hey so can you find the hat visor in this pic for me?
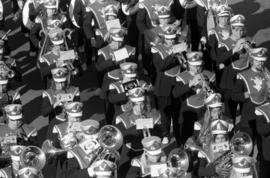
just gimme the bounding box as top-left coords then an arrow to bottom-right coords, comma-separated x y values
211,130 -> 227,135
208,103 -> 223,108
0,80 -> 8,84
165,34 -> 176,39
45,5 -> 58,8
95,171 -> 112,176
188,61 -> 203,66
8,114 -> 23,120
158,14 -> 170,19
105,13 -> 117,17
130,96 -> 145,103
112,36 -> 124,42
231,23 -> 245,27
52,39 -> 64,45
53,77 -> 67,82
146,148 -> 162,155
123,73 -> 137,78
218,13 -> 230,17
67,111 -> 82,118
251,56 -> 267,61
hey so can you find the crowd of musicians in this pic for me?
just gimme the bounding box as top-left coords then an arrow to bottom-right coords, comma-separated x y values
0,0 -> 269,177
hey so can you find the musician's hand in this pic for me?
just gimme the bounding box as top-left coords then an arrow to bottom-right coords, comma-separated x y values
56,60 -> 65,67
233,39 -> 246,54
244,91 -> 250,99
216,167 -> 230,177
189,75 -> 201,88
200,36 -> 207,45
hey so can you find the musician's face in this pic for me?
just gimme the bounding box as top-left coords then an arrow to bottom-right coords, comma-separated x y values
106,15 -> 117,21
231,26 -> 245,39
8,119 -> 22,130
55,81 -> 66,90
146,153 -> 161,163
215,134 -> 226,143
252,59 -> 264,71
0,84 -> 7,92
159,18 -> 170,26
165,38 -> 176,46
189,64 -> 202,75
46,8 -> 56,17
110,40 -> 123,50
133,101 -> 145,115
210,107 -> 222,119
218,16 -> 229,26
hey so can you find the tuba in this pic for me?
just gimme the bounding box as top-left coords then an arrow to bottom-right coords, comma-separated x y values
167,148 -> 189,176
85,125 -> 123,167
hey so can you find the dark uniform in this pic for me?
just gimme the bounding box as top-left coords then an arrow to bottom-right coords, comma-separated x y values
173,69 -> 215,144
116,108 -> 161,177
151,44 -> 181,142
255,102 -> 270,178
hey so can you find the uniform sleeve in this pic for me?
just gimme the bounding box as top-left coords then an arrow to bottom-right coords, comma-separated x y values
29,23 -> 42,49
231,78 -> 247,102
41,96 -> 53,117
197,157 -> 216,177
213,45 -> 239,65
172,80 -> 193,98
152,53 -> 178,72
136,8 -> 148,34
83,12 -> 95,40
108,88 -> 128,104
256,115 -> 270,137
95,54 -> 114,72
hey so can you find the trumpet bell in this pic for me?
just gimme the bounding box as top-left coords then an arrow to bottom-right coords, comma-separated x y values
167,148 -> 189,172
98,125 -> 123,151
20,146 -> 46,171
231,132 -> 253,156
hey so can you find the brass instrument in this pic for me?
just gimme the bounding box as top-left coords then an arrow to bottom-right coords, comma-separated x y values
167,148 -> 189,176
0,61 -> 15,79
198,73 -> 214,94
185,132 -> 253,177
85,125 -> 123,167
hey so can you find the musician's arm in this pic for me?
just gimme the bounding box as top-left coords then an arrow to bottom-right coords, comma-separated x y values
108,89 -> 128,104
152,53 -> 179,72
256,115 -> 270,137
214,45 -> 239,64
41,96 -> 54,117
196,5 -> 207,39
83,12 -> 95,40
172,80 -> 193,98
136,8 -> 148,34
95,55 -> 115,72
197,157 -> 216,177
231,78 -> 247,102
29,23 -> 42,49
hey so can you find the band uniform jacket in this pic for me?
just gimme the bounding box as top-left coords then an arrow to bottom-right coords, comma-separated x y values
233,69 -> 267,133
116,109 -> 161,151
82,0 -> 120,40
212,36 -> 250,90
151,44 -> 180,97
108,78 -> 149,117
96,45 -> 136,73
130,152 -> 167,178
255,102 -> 270,161
0,124 -> 37,146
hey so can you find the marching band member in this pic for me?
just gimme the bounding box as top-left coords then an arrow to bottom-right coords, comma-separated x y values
173,51 -> 216,145
151,26 -> 187,145
233,47 -> 268,138
96,27 -> 135,87
194,92 -> 233,146
208,5 -> 232,84
213,14 -> 252,121
115,87 -> 161,177
130,136 -> 167,177
83,0 -> 120,62
108,62 -> 149,119
94,4 -> 121,49
0,104 -> 37,164
255,102 -> 270,178
197,119 -> 232,178
41,67 -> 80,128
30,0 -> 68,51
136,0 -> 173,63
